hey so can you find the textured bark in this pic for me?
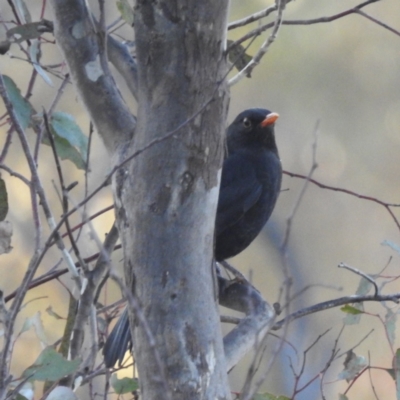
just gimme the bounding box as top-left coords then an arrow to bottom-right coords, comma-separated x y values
113,1 -> 231,399
52,0 -> 232,397
51,0 -> 136,153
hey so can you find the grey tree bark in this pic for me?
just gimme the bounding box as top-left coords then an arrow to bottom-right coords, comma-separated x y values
51,0 -> 232,399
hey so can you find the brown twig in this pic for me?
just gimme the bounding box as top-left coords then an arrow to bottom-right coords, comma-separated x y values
273,292 -> 400,330
283,171 -> 400,232
228,0 -> 286,86
228,0 -> 380,51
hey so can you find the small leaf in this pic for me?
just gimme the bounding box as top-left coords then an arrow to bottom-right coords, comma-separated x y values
338,350 -> 367,382
382,240 -> 400,255
394,348 -> 400,398
22,348 -> 80,382
0,221 -> 12,254
253,394 -> 290,400
17,382 -> 34,400
8,381 -> 34,400
0,178 -> 8,221
46,386 -> 78,400
343,302 -> 364,325
227,40 -> 253,76
341,305 -> 363,315
110,375 -> 139,395
46,306 -> 63,320
355,277 -> 373,296
7,21 -> 53,43
116,0 -> 134,26
385,309 -> 397,347
385,368 -> 396,380
0,40 -> 11,55
14,0 -> 31,23
48,112 -> 88,170
2,75 -> 34,129
338,395 -> 348,400
29,40 -> 53,86
20,312 -> 48,346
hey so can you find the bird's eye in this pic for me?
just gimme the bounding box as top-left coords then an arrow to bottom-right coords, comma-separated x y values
242,118 -> 252,128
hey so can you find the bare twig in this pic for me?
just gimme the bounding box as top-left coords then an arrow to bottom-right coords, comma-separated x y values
281,120 -> 320,252
283,171 -> 400,231
228,0 -> 286,86
338,262 -> 379,297
356,9 -> 400,37
111,274 -> 172,400
44,110 -> 88,272
228,0 -> 380,51
273,292 -> 400,330
228,4 -> 279,30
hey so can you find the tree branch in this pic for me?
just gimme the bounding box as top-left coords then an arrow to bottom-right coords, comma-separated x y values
228,0 -> 380,51
219,277 -> 275,371
273,292 -> 400,330
50,0 -> 136,154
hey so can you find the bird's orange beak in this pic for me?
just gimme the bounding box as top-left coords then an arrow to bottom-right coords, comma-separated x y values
261,112 -> 279,127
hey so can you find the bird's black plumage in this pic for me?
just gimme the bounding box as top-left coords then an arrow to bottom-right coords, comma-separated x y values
215,108 -> 282,260
103,108 -> 282,368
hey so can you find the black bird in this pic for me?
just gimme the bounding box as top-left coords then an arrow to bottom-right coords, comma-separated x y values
215,108 -> 281,261
103,108 -> 282,367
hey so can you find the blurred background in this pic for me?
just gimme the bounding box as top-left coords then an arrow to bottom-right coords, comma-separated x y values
0,0 -> 400,399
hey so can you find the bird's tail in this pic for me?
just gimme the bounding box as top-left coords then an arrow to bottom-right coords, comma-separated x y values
103,307 -> 132,368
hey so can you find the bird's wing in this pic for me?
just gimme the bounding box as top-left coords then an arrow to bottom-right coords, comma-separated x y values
215,154 -> 262,235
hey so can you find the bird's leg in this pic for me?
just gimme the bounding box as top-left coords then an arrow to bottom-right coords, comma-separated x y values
218,260 -> 247,283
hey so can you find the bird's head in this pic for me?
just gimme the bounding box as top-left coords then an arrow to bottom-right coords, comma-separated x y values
227,108 -> 279,153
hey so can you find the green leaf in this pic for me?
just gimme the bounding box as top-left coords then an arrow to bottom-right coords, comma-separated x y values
395,348 -> 400,399
382,240 -> 400,255
2,75 -> 34,129
20,312 -> 48,346
338,395 -> 348,400
22,348 -> 80,382
48,112 -> 88,170
0,178 -> 8,221
343,302 -> 364,325
116,0 -> 134,25
385,309 -> 397,347
227,40 -> 253,76
7,21 -> 53,43
385,368 -> 396,380
45,306 -> 63,320
110,375 -> 139,394
341,305 -> 364,315
14,0 -> 31,23
253,394 -> 290,400
355,277 -> 373,296
29,40 -> 53,86
338,350 -> 367,382
0,221 -> 13,254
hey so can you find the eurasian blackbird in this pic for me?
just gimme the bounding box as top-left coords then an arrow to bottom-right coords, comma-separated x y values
103,108 -> 282,367
215,108 -> 281,260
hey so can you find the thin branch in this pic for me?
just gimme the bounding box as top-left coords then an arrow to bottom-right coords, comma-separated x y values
273,292 -> 400,330
73,222 -> 117,358
283,171 -> 400,231
228,0 -> 286,86
356,9 -> 400,37
44,111 -> 88,272
107,35 -> 138,99
281,120 -> 319,251
0,165 -> 30,186
229,4 -> 280,30
111,274 -> 172,400
51,0 -> 136,153
338,262 -> 379,297
228,0 -> 380,51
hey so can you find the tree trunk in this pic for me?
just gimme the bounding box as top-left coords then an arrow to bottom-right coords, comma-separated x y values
113,1 -> 231,399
